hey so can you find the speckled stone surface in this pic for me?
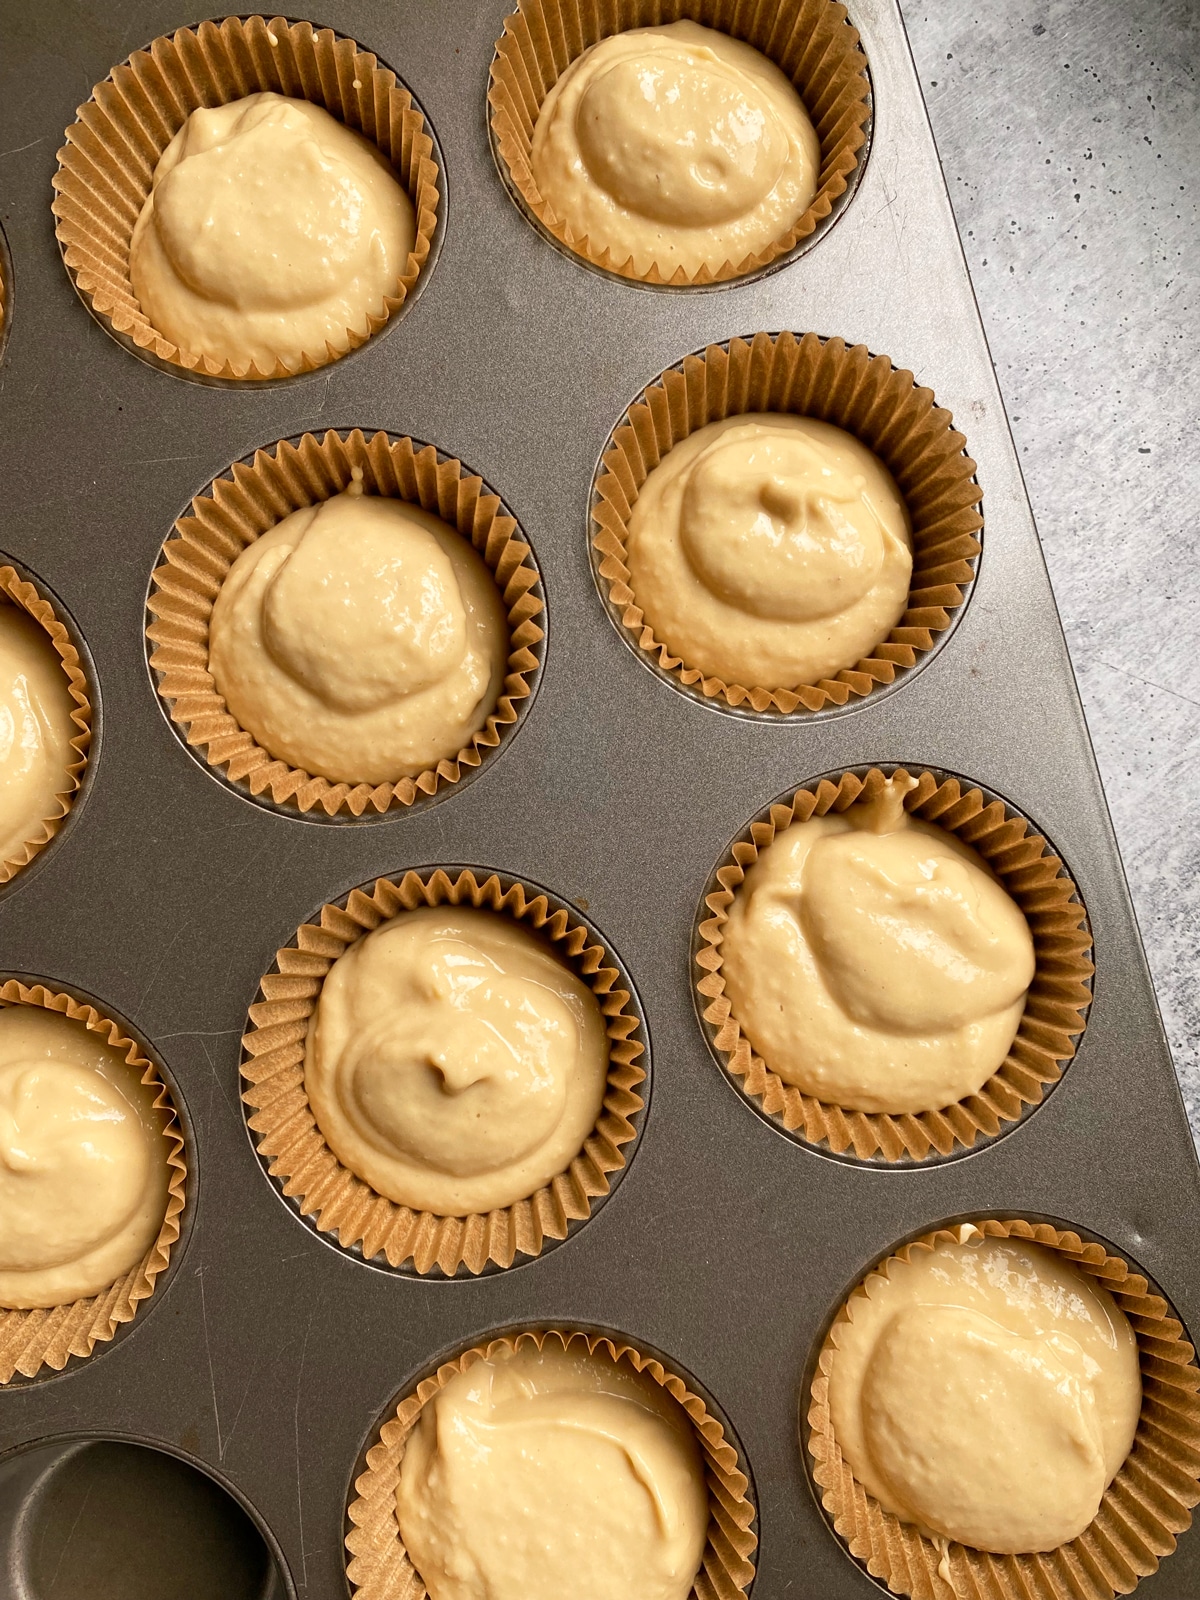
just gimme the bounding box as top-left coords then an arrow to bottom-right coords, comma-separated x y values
899,0 -> 1199,1142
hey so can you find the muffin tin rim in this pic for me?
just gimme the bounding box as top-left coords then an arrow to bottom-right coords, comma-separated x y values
0,1430 -> 297,1598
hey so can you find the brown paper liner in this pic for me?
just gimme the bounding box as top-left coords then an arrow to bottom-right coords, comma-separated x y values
489,0 -> 871,285
52,15 -> 441,381
594,332 -> 984,713
346,1326 -> 757,1599
808,1218 -> 1200,1600
241,870 -> 646,1275
0,982 -> 188,1384
146,430 -> 544,818
0,567 -> 93,885
695,767 -> 1093,1162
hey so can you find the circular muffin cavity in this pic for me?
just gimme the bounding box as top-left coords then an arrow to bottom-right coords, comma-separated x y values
807,1218 -> 1200,1599
147,430 -> 545,820
241,869 -> 647,1276
53,16 -> 441,383
592,333 -> 983,716
0,1437 -> 290,1599
0,561 -> 93,888
346,1327 -> 757,1600
489,0 -> 871,286
694,766 -> 1093,1163
0,980 -> 187,1384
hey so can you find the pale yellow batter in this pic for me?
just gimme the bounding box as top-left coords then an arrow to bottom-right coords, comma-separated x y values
0,1006 -> 171,1310
531,22 -> 819,277
721,778 -> 1035,1113
828,1232 -> 1142,1553
208,491 -> 508,786
397,1341 -> 709,1600
625,415 -> 912,689
0,603 -> 75,866
305,907 -> 609,1215
130,93 -> 415,370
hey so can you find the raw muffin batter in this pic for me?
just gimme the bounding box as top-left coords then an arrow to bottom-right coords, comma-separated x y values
0,1006 -> 171,1310
305,907 -> 609,1215
720,777 -> 1036,1112
625,415 -> 912,689
208,490 -> 508,785
531,22 -> 819,278
130,92 -> 414,370
397,1340 -> 709,1600
827,1231 -> 1142,1552
0,602 -> 75,865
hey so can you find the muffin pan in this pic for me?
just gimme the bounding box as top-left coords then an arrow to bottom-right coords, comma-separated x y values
1,2 -> 1198,1598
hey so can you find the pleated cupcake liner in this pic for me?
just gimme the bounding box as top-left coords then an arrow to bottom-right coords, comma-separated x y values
0,566 -> 93,885
808,1218 -> 1200,1600
241,869 -> 646,1276
695,766 -> 1093,1162
346,1326 -> 757,1600
0,981 -> 187,1384
592,331 -> 984,714
146,429 -> 545,818
53,14 -> 440,381
489,0 -> 871,284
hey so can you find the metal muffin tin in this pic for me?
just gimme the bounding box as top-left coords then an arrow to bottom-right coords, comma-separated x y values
1,1 -> 1197,1596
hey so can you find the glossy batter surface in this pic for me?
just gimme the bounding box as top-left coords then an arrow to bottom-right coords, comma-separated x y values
0,1007 -> 171,1310
828,1234 -> 1142,1552
305,907 -> 609,1215
397,1341 -> 709,1600
625,415 -> 912,689
721,778 -> 1035,1112
0,603 -> 74,865
208,492 -> 507,785
130,93 -> 415,369
531,22 -> 819,276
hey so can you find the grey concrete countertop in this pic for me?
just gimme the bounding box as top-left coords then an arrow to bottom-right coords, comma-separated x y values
900,0 -> 1198,1140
